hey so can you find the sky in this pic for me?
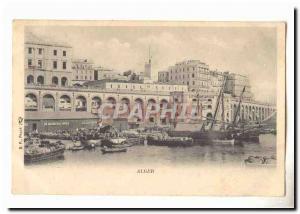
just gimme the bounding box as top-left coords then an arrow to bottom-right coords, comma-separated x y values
26,25 -> 277,103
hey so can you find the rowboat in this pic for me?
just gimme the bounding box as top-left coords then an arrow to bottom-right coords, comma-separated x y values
211,139 -> 235,145
244,155 -> 276,167
71,145 -> 85,151
112,143 -> 133,148
110,138 -> 127,144
101,147 -> 127,154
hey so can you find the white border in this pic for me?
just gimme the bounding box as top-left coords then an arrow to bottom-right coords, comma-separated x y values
0,0 -> 296,209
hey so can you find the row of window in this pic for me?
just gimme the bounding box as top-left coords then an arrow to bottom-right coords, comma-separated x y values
76,70 -> 93,75
182,81 -> 196,85
108,84 -> 184,91
76,75 -> 93,80
170,73 -> 210,81
170,67 -> 209,73
26,75 -> 68,86
27,59 -> 67,70
73,64 -> 93,70
28,47 -> 67,57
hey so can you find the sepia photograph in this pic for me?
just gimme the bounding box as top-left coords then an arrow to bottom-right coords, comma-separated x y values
12,20 -> 286,197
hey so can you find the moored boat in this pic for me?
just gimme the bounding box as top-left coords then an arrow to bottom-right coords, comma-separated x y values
24,138 -> 65,163
71,145 -> 85,151
211,138 -> 235,145
101,146 -> 127,154
244,155 -> 276,167
81,139 -> 102,148
147,132 -> 194,147
112,142 -> 134,148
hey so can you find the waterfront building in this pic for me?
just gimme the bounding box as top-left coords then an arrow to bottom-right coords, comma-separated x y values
25,33 -> 73,88
158,71 -> 169,83
123,70 -> 144,82
160,60 -> 211,93
208,69 -> 226,94
225,73 -> 253,100
24,81 -> 188,132
72,59 -> 94,84
24,35 -> 276,133
93,66 -> 128,81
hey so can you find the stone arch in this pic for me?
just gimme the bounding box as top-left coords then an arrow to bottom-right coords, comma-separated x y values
206,112 -> 213,119
106,96 -> 117,109
75,95 -> 87,111
27,75 -> 34,84
120,97 -> 130,107
92,96 -> 102,108
160,98 -> 169,108
133,98 -> 144,122
120,97 -> 130,104
134,98 -> 144,111
59,95 -> 71,111
192,98 -> 197,106
42,94 -> 55,112
147,98 -> 156,109
159,99 -> 169,124
91,96 -> 102,114
147,98 -> 157,122
25,93 -> 38,111
106,96 -> 116,104
120,97 -> 131,116
52,76 -> 59,85
37,75 -> 44,85
61,77 -> 68,87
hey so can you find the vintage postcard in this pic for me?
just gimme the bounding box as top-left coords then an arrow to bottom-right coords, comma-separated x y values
12,20 -> 286,196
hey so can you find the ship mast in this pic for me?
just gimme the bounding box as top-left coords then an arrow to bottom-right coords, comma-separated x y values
221,90 -> 225,130
209,76 -> 227,130
230,86 -> 246,129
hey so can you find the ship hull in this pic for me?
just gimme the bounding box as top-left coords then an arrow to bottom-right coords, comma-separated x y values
24,148 -> 65,163
168,130 -> 260,144
147,137 -> 193,147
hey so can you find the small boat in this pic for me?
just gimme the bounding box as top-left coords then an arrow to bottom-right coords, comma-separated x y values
244,155 -> 276,167
71,141 -> 85,151
112,142 -> 133,148
147,133 -> 194,147
81,139 -> 101,148
71,145 -> 85,151
24,139 -> 65,163
211,138 -> 235,145
110,138 -> 127,144
101,146 -> 127,154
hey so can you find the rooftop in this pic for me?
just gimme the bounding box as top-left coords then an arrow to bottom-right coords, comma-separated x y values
175,60 -> 208,66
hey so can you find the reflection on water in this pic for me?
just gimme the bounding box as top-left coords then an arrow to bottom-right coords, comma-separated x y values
25,134 -> 276,168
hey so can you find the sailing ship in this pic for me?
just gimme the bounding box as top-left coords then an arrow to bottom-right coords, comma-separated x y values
168,75 -> 261,144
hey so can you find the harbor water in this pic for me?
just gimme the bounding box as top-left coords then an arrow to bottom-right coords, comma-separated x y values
25,134 -> 276,168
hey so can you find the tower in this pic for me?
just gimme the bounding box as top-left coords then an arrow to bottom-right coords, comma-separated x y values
144,46 -> 152,79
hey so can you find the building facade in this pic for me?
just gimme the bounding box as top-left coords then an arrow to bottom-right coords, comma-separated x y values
93,66 -> 128,81
160,60 -> 211,93
24,35 -> 276,133
25,35 -> 73,88
225,73 -> 253,100
158,71 -> 169,83
72,59 -> 94,84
